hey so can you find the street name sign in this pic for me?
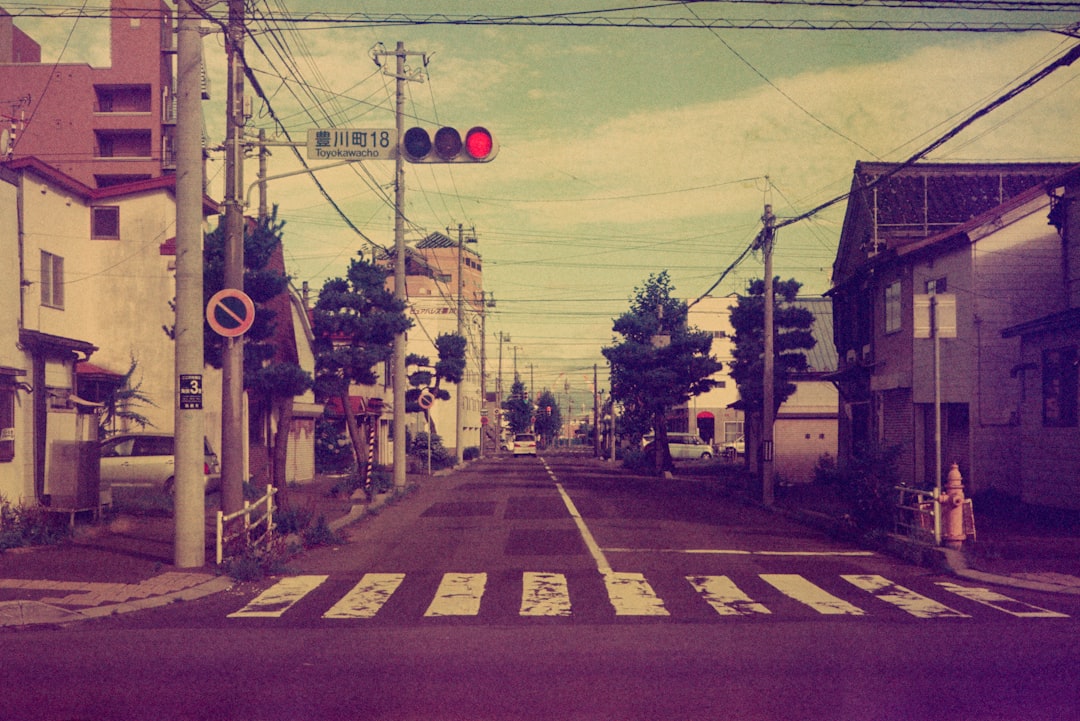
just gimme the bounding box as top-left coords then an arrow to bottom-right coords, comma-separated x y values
307,128 -> 398,160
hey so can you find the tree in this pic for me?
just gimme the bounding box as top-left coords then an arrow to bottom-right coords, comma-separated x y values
602,272 -> 723,474
728,277 -> 816,467
533,389 -> 562,447
97,357 -> 156,438
405,332 -> 467,437
191,209 -> 312,510
311,253 -> 412,495
503,379 -> 533,435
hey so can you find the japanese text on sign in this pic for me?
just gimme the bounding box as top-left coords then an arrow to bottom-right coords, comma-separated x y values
307,128 -> 397,160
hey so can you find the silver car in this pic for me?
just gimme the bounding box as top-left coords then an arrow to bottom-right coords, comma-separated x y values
100,433 -> 220,494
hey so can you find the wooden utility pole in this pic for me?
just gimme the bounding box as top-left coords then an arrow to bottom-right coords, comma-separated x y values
760,204 -> 776,506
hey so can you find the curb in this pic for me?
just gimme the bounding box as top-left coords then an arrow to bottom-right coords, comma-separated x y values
0,575 -> 234,628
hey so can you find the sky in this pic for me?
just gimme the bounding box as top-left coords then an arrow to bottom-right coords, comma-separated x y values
9,1 -> 1080,410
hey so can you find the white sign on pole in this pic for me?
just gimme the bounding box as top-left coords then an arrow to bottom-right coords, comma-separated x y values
307,128 -> 398,160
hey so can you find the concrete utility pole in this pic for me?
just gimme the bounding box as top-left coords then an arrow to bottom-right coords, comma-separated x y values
593,364 -> 600,458
479,292 -> 493,458
760,203 -> 776,506
454,223 -> 475,465
220,0 -> 246,517
173,0 -> 206,567
373,41 -> 426,490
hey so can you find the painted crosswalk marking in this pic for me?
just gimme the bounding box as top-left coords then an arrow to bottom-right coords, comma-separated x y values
604,572 -> 669,616
935,582 -> 1070,618
760,574 -> 865,615
687,575 -> 771,616
323,573 -> 406,619
229,572 -> 1070,621
520,572 -> 572,616
228,575 -> 328,618
424,573 -> 488,617
842,575 -> 969,618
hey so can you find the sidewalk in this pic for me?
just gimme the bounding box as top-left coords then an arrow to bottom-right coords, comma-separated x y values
1,458 -> 1077,628
0,474 -> 362,628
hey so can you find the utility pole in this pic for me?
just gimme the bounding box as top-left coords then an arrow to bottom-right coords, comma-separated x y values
760,203 -> 776,506
373,41 -> 426,490
454,223 -> 476,465
479,292 -> 494,458
220,0 -> 246,517
173,0 -> 206,567
593,363 -> 600,458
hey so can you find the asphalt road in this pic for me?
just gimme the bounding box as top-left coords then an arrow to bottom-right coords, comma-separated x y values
3,454 -> 1077,721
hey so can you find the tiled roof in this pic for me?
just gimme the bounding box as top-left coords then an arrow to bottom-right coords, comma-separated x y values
852,161 -> 1074,243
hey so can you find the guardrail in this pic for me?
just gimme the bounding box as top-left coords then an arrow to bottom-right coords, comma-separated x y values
216,485 -> 277,565
895,485 -> 939,545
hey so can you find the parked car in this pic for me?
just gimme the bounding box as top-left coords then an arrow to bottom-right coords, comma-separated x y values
99,433 -> 220,494
723,435 -> 746,458
642,433 -> 714,461
512,433 -> 537,456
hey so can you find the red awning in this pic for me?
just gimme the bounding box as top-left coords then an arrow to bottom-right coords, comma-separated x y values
696,410 -> 715,419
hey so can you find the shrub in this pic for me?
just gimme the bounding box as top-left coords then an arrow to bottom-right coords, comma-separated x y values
409,431 -> 454,470
302,515 -> 345,548
0,498 -> 70,550
463,446 -> 480,461
833,442 -> 903,533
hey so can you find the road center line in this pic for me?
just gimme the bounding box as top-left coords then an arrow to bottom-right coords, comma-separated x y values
546,461 -> 612,574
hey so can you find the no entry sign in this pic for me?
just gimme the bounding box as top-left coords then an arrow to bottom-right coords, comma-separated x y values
206,288 -> 255,337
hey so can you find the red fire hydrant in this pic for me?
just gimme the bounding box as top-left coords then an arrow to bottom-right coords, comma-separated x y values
939,463 -> 966,550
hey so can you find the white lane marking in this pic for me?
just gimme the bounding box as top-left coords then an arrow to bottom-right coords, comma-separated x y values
935,582 -> 1070,618
228,575 -> 328,618
424,573 -> 488,617
604,572 -> 670,616
842,575 -> 969,618
520,572 -> 572,617
687,575 -> 772,616
323,573 -> 406,619
547,460 -> 612,575
760,574 -> 865,615
604,548 -> 874,557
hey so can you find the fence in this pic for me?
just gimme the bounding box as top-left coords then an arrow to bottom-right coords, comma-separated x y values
895,486 -> 939,545
894,485 -> 976,546
215,485 -> 277,565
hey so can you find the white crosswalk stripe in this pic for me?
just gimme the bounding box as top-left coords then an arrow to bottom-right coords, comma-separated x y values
760,574 -> 865,615
842,574 -> 969,618
228,575 -> 328,618
324,573 -> 406,619
521,572 -> 572,616
228,572 -> 1071,622
425,572 -> 488,617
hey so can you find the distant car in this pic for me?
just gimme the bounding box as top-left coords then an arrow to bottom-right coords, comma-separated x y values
512,433 -> 537,456
100,433 -> 220,494
724,435 -> 746,458
643,433 -> 713,461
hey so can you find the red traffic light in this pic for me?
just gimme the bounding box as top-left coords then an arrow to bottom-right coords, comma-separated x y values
400,126 -> 498,163
465,127 -> 494,160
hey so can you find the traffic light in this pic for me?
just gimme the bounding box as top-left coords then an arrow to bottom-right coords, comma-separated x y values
400,126 -> 498,163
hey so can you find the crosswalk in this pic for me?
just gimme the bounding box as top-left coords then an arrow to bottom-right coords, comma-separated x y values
227,571 -> 1070,622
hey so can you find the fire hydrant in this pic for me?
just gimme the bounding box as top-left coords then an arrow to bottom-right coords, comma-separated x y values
938,463 -> 966,550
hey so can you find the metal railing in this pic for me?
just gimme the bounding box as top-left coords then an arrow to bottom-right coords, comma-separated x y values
215,485 -> 277,565
895,485 -> 939,545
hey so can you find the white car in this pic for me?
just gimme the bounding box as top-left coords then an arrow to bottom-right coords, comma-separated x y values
512,433 -> 537,456
100,433 -> 220,494
643,433 -> 714,460
724,435 -> 746,457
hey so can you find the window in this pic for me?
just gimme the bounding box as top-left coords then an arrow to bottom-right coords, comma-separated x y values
92,206 -> 120,239
884,280 -> 902,334
0,384 -> 14,462
40,251 -> 64,308
926,277 -> 947,295
1042,346 -> 1078,427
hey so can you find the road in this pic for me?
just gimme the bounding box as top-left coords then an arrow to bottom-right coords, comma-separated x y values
2,454 -> 1077,721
